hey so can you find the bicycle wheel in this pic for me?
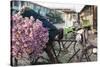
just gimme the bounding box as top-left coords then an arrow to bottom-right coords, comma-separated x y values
84,45 -> 97,61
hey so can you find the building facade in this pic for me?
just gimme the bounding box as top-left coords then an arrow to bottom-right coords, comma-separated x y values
79,5 -> 97,32
11,1 -> 51,16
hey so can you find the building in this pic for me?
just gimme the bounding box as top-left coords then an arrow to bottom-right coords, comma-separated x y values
11,1 -> 51,16
79,5 -> 97,32
11,1 -> 64,24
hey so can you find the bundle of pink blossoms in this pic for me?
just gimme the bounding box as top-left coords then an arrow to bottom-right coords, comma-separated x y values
11,13 -> 49,59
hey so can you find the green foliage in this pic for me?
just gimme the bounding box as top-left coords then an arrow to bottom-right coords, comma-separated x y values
82,19 -> 91,27
64,27 -> 73,35
64,27 -> 74,39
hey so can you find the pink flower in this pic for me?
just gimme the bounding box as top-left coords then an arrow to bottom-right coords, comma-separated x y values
11,14 -> 49,59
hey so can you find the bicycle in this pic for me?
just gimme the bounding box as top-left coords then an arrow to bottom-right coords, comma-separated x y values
72,27 -> 97,62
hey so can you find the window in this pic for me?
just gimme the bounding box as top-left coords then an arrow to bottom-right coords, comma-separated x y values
14,1 -> 19,7
21,1 -> 25,7
40,7 -> 45,16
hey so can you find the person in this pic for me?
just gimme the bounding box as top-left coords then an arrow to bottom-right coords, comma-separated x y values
17,6 -> 60,63
20,6 -> 59,40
